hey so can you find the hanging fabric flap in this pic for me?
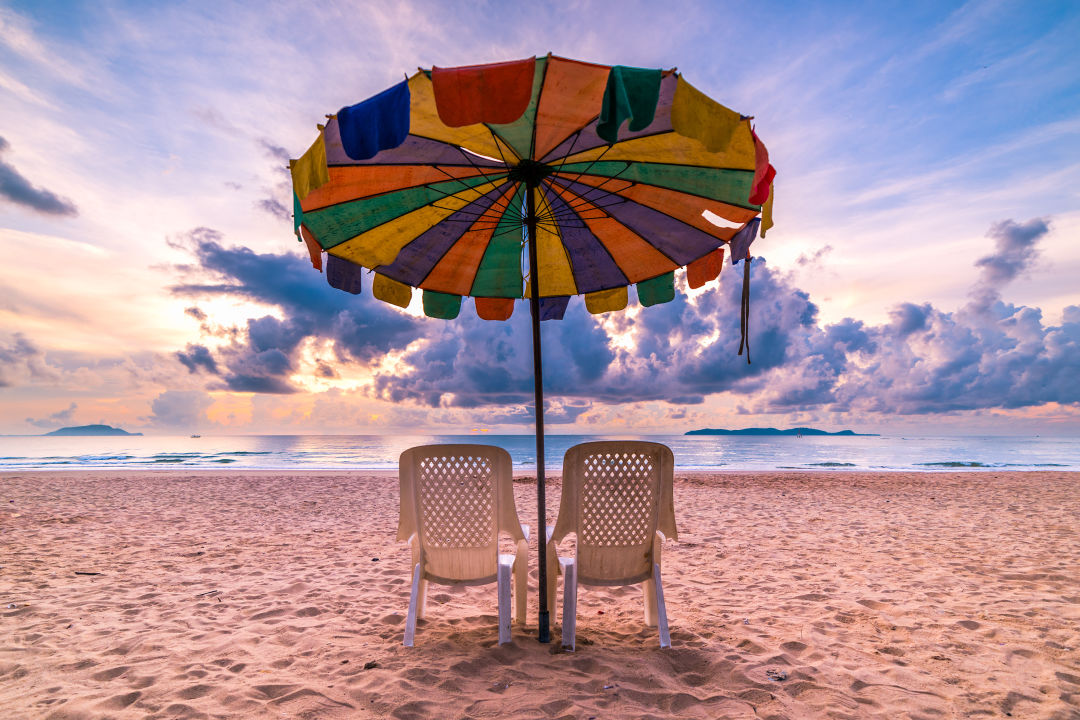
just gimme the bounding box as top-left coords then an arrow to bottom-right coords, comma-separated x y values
300,226 -> 323,272
686,247 -> 724,289
422,290 -> 462,319
585,286 -> 628,314
373,273 -> 412,308
637,271 -> 675,307
761,185 -> 775,237
326,255 -> 363,294
292,192 -> 304,237
336,79 -> 411,161
597,65 -> 662,144
730,218 -> 760,265
539,296 -> 570,321
290,130 -> 329,201
475,296 -> 514,321
431,58 -> 536,127
671,77 -> 742,152
749,129 -> 776,205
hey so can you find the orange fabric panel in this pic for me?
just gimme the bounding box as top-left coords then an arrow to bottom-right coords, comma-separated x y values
548,184 -> 678,283
300,165 -> 490,212
533,56 -> 611,160
432,58 -> 536,127
420,184 -> 518,296
475,297 -> 515,320
567,174 -> 757,241
686,247 -> 724,289
300,226 -> 322,271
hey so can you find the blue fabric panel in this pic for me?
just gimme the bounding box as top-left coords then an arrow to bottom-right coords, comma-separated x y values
729,218 -> 761,264
539,296 -> 570,321
337,80 -> 411,161
326,255 -> 364,294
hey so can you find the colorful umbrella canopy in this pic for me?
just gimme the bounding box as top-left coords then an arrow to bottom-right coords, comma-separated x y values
290,54 -> 776,641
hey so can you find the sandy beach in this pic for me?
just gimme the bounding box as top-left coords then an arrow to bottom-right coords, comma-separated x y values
2,470 -> 1079,719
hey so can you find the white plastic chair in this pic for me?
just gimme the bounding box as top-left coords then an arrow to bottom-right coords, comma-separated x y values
397,444 -> 529,646
545,441 -> 677,650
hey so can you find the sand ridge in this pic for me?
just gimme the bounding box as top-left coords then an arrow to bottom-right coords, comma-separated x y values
2,470 -> 1079,719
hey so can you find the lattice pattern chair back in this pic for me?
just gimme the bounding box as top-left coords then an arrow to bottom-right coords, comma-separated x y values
555,441 -> 677,586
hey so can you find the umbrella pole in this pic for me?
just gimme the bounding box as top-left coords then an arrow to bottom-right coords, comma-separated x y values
525,178 -> 551,643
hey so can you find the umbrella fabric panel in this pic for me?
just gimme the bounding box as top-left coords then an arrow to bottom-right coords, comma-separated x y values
531,56 -> 612,162
299,165 -> 499,213
430,58 -> 537,128
470,183 -> 526,298
554,161 -> 756,209
481,57 -> 548,160
408,72 -> 518,162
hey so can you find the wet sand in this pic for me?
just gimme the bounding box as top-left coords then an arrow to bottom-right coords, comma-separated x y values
2,470 -> 1079,719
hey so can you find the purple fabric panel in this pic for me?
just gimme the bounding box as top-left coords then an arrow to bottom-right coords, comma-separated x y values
324,118 -> 503,168
729,218 -> 760,264
539,296 -> 570,320
326,254 -> 364,295
539,73 -> 677,164
553,178 -> 724,266
541,184 -> 628,293
375,181 -> 512,287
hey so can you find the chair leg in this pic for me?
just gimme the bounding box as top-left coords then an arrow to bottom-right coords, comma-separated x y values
561,557 -> 577,651
653,563 -> 670,648
416,578 -> 428,620
513,542 -> 528,625
404,563 -> 422,647
497,560 -> 512,645
644,577 -> 658,627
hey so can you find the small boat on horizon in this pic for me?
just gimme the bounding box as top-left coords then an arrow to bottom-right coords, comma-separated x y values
190,434 -> 201,438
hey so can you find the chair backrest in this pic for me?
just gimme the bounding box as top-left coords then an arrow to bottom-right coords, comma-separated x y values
555,441 -> 677,586
397,444 -> 522,585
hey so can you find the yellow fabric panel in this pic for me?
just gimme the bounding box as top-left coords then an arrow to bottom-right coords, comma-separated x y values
585,287 -> 628,314
290,130 -> 329,201
408,72 -> 518,162
526,189 -> 577,297
331,181 -> 501,269
671,77 -> 742,153
534,56 -> 611,160
373,273 -> 412,308
558,121 -> 756,170
761,184 -> 775,237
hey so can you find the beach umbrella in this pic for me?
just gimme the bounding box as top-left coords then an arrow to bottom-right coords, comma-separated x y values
290,54 -> 776,642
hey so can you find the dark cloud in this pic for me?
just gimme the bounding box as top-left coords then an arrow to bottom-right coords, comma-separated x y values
970,217 -> 1049,311
185,306 -> 207,321
25,402 -> 78,430
171,218 -> 1078,420
177,343 -> 219,374
0,137 -> 78,216
257,197 -> 290,220
0,332 -> 49,386
170,228 -> 420,394
259,139 -> 291,162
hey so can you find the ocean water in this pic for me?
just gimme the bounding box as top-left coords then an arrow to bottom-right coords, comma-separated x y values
0,433 -> 1078,472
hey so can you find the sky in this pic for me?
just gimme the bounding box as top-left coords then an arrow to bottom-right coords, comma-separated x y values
1,0 -> 1078,437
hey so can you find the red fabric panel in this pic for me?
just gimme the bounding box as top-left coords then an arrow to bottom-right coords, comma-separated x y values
300,226 -> 323,272
475,297 -> 515,321
686,247 -> 724,289
432,58 -> 536,127
749,129 -> 775,205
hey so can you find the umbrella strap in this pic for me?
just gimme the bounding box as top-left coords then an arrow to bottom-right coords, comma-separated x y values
738,254 -> 751,364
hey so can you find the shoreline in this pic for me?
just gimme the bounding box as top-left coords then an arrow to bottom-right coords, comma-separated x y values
3,470 -> 1079,718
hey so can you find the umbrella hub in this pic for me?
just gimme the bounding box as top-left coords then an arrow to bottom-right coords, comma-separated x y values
509,159 -> 554,187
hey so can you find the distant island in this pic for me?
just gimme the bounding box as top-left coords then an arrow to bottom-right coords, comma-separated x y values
686,427 -> 877,436
44,424 -> 143,437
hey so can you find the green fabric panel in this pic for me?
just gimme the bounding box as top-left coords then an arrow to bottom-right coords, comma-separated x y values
301,173 -> 507,249
597,66 -> 662,144
489,57 -> 547,160
293,193 -> 303,236
637,271 -> 675,307
471,183 -> 525,298
558,161 -> 757,209
422,290 -> 462,319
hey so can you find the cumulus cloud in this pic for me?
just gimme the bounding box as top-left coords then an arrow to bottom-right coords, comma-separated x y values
25,402 -> 78,430
0,136 -> 78,216
172,218 -> 1078,421
148,390 -> 214,428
